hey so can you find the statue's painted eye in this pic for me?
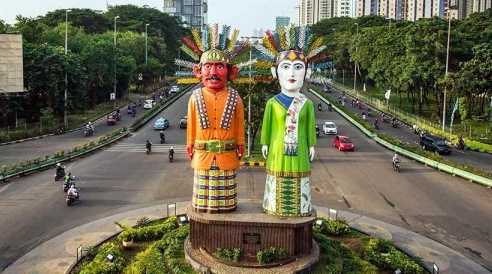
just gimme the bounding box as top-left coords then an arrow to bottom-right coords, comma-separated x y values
294,64 -> 305,70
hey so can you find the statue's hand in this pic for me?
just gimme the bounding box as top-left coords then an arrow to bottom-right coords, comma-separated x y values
186,144 -> 194,160
309,146 -> 315,162
261,145 -> 269,159
237,144 -> 245,159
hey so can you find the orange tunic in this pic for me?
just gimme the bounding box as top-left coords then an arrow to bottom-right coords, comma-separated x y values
187,86 -> 245,170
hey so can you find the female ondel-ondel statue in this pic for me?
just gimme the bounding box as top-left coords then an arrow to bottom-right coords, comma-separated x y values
175,24 -> 254,214
256,27 -> 327,217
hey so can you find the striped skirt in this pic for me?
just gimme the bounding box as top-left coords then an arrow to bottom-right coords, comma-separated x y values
192,166 -> 237,213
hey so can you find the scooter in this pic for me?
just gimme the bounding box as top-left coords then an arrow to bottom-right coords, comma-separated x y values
146,146 -> 151,155
84,128 -> 94,137
169,151 -> 174,162
54,169 -> 65,182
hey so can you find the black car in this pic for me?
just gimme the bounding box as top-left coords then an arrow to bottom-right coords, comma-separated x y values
420,135 -> 451,155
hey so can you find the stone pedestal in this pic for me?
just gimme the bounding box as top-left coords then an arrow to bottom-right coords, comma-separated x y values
185,201 -> 319,272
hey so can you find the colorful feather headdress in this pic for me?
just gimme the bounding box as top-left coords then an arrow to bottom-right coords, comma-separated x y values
175,24 -> 253,77
255,26 -> 327,66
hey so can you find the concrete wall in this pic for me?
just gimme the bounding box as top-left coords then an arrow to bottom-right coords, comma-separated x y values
0,34 -> 24,93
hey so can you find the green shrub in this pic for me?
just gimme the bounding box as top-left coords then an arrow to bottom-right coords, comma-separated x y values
79,242 -> 126,274
117,217 -> 177,243
136,216 -> 151,227
362,238 -> 424,274
155,224 -> 194,273
256,247 -> 288,265
214,248 -> 242,262
123,244 -> 166,274
314,217 -> 351,236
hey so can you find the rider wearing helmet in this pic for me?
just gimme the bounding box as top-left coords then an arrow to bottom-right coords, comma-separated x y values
392,153 -> 400,166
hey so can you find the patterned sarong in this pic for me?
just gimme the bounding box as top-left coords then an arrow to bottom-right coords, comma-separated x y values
192,165 -> 237,213
262,174 -> 312,217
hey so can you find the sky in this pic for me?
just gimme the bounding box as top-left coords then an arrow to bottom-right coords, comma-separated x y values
0,0 -> 298,36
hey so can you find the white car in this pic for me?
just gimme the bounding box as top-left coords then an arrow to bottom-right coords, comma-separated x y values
323,121 -> 337,135
169,85 -> 180,95
143,99 -> 155,109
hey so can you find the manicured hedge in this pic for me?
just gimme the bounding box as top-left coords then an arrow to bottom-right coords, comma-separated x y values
79,242 -> 126,274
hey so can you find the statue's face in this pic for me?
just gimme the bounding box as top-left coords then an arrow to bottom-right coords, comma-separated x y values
277,60 -> 306,93
196,62 -> 228,90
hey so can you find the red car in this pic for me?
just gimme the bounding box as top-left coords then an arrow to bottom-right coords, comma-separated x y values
106,114 -> 117,126
333,135 -> 355,151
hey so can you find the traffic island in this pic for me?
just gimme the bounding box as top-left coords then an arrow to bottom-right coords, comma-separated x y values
4,201 -> 489,274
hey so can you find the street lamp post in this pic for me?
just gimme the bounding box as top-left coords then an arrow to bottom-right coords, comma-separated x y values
64,9 -> 71,129
145,23 -> 150,65
353,23 -> 359,97
113,16 -> 120,109
442,3 -> 452,131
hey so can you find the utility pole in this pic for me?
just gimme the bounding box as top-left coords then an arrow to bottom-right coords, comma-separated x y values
64,9 -> 71,129
113,16 -> 120,109
442,2 -> 451,131
353,23 -> 358,97
145,23 -> 150,65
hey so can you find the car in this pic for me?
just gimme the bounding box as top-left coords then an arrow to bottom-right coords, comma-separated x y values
420,134 -> 451,155
106,114 -> 117,126
179,116 -> 187,129
169,85 -> 180,95
322,121 -> 338,135
153,117 -> 169,130
143,99 -> 155,109
333,135 -> 355,151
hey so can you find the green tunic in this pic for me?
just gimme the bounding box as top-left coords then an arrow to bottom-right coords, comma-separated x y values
260,96 -> 317,177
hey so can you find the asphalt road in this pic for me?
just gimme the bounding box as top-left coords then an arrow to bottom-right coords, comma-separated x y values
0,102 -> 145,166
0,88 -> 491,272
318,84 -> 492,173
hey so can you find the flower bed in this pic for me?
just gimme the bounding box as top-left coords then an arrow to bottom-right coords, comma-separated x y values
72,216 -> 426,274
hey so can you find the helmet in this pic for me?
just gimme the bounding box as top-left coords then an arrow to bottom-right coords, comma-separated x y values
88,121 -> 92,125
170,146 -> 174,150
57,163 -> 61,167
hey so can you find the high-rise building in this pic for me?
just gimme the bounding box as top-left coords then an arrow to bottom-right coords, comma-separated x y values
163,0 -> 208,30
356,0 -> 379,16
337,0 -> 357,17
299,0 -> 339,25
276,16 -> 291,30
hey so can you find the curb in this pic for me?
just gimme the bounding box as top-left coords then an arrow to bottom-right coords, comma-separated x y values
3,201 -> 488,274
0,130 -> 129,183
309,88 -> 492,188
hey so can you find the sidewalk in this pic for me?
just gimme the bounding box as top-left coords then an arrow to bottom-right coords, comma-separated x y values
3,200 -> 488,274
315,83 -> 492,173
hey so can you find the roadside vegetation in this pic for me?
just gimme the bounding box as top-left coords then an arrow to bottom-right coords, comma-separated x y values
311,11 -> 492,146
0,5 -> 185,141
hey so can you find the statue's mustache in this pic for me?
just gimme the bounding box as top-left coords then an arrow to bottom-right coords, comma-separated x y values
206,75 -> 221,81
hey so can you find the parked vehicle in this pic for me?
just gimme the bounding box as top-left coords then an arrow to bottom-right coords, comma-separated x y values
179,116 -> 187,129
420,135 -> 451,155
153,117 -> 170,130
169,85 -> 180,95
333,135 -> 355,151
322,121 -> 338,135
106,114 -> 117,126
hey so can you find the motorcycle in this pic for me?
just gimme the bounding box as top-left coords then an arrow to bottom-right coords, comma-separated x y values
169,151 -> 174,162
146,146 -> 151,155
66,191 -> 80,206
84,128 -> 94,137
393,161 -> 401,172
54,169 -> 65,182
63,176 -> 76,192
160,134 -> 166,144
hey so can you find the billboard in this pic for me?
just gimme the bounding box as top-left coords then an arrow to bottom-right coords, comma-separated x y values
0,34 -> 24,93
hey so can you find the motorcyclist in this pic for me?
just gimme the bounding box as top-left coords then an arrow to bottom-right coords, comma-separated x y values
146,140 -> 152,153
458,136 -> 465,150
169,146 -> 175,162
56,163 -> 65,179
64,172 -> 72,184
318,102 -> 322,111
85,122 -> 94,135
160,131 -> 166,144
67,184 -> 79,199
392,153 -> 400,167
